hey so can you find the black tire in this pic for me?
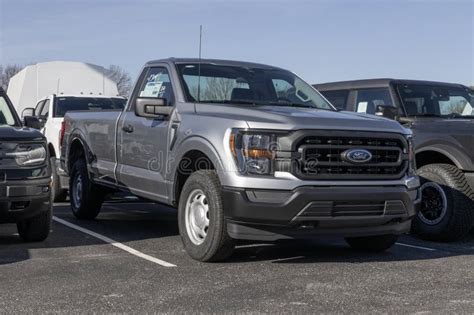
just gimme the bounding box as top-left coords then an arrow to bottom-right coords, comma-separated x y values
17,205 -> 52,242
178,170 -> 235,262
412,164 -> 474,242
345,234 -> 398,252
51,157 -> 68,202
70,158 -> 104,220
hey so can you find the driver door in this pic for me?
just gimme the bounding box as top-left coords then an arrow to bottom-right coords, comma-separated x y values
116,65 -> 175,202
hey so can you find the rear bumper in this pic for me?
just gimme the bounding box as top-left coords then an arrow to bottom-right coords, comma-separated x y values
0,177 -> 52,223
222,185 -> 420,241
55,159 -> 69,190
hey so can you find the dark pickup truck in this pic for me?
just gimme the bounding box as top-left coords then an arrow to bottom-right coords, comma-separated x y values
315,79 -> 474,241
0,88 -> 52,242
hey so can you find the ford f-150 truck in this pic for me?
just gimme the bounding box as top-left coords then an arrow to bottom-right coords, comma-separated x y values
0,88 -> 52,242
315,79 -> 474,241
61,58 -> 420,261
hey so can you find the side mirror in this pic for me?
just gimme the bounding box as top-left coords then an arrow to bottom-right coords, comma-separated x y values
375,105 -> 398,120
21,107 -> 35,119
135,97 -> 172,118
24,116 -> 43,129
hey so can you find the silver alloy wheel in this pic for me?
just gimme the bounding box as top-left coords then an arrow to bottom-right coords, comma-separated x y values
418,181 -> 448,225
72,174 -> 83,209
185,189 -> 210,245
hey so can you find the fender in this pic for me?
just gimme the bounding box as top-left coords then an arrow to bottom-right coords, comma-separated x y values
66,128 -> 95,173
167,135 -> 227,202
416,144 -> 474,171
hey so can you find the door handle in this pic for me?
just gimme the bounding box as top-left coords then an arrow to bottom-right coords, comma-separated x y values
122,124 -> 134,133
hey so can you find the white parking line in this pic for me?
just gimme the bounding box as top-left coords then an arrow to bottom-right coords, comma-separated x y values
53,216 -> 176,267
396,242 -> 437,251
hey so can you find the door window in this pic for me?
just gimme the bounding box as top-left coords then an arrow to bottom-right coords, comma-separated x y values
320,90 -> 349,110
355,88 -> 393,114
40,99 -> 50,117
138,67 -> 175,105
35,100 -> 45,116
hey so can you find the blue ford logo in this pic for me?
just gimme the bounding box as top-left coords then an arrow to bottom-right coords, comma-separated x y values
342,149 -> 372,164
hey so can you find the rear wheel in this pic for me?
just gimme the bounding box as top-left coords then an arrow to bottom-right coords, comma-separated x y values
178,170 -> 235,262
70,159 -> 104,220
345,234 -> 398,252
17,204 -> 52,242
51,157 -> 68,202
411,164 -> 474,241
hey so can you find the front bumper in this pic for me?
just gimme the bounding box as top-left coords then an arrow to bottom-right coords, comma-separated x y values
0,177 -> 52,223
222,185 -> 420,241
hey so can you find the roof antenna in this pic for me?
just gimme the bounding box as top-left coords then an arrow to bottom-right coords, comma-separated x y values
197,25 -> 203,103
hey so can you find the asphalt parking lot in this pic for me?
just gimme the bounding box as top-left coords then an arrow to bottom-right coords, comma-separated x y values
0,201 -> 473,313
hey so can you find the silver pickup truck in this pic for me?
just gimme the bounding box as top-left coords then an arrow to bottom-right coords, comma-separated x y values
61,58 -> 420,262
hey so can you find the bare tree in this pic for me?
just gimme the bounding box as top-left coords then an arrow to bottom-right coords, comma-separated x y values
0,64 -> 23,91
105,65 -> 133,97
202,77 -> 235,101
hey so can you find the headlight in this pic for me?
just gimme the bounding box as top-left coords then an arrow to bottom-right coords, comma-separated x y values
230,130 -> 278,175
405,135 -> 416,175
6,144 -> 47,166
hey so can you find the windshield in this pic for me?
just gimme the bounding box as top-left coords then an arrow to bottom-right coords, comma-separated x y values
177,63 -> 335,110
54,97 -> 126,117
397,84 -> 474,118
0,95 -> 18,126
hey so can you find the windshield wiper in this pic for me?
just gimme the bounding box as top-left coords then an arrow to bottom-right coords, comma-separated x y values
271,102 -> 315,109
411,114 -> 443,117
442,112 -> 474,119
199,100 -> 263,106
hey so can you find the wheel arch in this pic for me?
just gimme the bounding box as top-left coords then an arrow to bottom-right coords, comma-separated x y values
415,146 -> 472,171
170,137 -> 226,206
67,133 -> 92,173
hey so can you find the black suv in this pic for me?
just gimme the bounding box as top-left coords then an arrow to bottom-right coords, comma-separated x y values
315,79 -> 474,241
0,88 -> 52,241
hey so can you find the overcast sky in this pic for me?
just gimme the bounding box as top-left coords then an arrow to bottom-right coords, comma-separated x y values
0,0 -> 473,85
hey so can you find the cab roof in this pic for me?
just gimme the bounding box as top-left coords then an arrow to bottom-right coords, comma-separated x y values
145,58 -> 285,71
314,78 -> 468,91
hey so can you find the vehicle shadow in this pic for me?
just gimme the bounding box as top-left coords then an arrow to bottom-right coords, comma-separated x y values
1,201 -> 473,266
227,234 -> 474,264
0,201 -> 179,266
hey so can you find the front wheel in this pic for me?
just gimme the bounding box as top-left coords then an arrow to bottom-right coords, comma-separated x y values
345,234 -> 398,252
17,205 -> 52,242
178,170 -> 235,262
70,159 -> 104,220
411,164 -> 474,241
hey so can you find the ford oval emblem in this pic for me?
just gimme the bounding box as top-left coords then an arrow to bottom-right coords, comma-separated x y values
342,149 -> 373,164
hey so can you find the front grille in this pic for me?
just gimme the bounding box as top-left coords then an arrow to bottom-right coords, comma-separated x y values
295,135 -> 408,180
292,200 -> 407,221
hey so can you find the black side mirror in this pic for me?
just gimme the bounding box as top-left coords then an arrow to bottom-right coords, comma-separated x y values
24,116 -> 43,129
135,97 -> 172,118
375,105 -> 398,120
21,107 -> 35,119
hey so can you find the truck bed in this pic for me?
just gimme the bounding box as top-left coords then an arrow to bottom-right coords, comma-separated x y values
64,110 -> 122,184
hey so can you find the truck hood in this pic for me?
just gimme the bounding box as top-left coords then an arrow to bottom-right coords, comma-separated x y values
0,125 -> 45,141
195,104 -> 410,134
